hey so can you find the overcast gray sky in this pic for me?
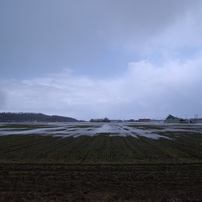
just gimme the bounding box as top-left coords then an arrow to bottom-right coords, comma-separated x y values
1,0 -> 202,120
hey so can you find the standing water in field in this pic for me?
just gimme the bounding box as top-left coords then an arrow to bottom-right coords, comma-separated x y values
1,122 -> 201,139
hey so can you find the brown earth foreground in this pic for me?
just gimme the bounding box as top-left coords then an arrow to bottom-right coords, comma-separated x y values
0,163 -> 202,201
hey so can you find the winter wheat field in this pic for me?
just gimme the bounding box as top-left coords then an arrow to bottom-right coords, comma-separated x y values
0,122 -> 202,201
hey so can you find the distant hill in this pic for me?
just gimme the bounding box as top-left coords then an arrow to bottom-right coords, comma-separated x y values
0,112 -> 78,122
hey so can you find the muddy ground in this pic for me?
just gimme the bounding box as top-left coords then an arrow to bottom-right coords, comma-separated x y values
0,163 -> 202,201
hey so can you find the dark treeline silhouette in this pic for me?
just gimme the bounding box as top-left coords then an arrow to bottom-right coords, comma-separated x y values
89,117 -> 110,122
0,112 -> 78,122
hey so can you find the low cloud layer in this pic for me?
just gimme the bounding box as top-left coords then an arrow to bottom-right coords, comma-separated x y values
1,57 -> 202,120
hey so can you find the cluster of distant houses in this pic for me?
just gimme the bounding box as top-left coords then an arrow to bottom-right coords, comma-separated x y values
89,114 -> 202,124
137,114 -> 202,124
91,115 -> 202,124
123,114 -> 202,124
164,114 -> 202,124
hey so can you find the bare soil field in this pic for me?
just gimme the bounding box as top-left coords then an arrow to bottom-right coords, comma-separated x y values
1,163 -> 202,201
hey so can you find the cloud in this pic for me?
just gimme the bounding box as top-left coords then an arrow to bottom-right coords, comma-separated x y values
1,56 -> 202,120
1,0 -> 202,79
123,59 -> 202,117
0,88 -> 6,110
148,4 -> 202,61
1,0 -> 202,119
95,0 -> 202,50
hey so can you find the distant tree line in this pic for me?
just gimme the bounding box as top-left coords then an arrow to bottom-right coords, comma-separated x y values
0,112 -> 78,122
89,117 -> 110,122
